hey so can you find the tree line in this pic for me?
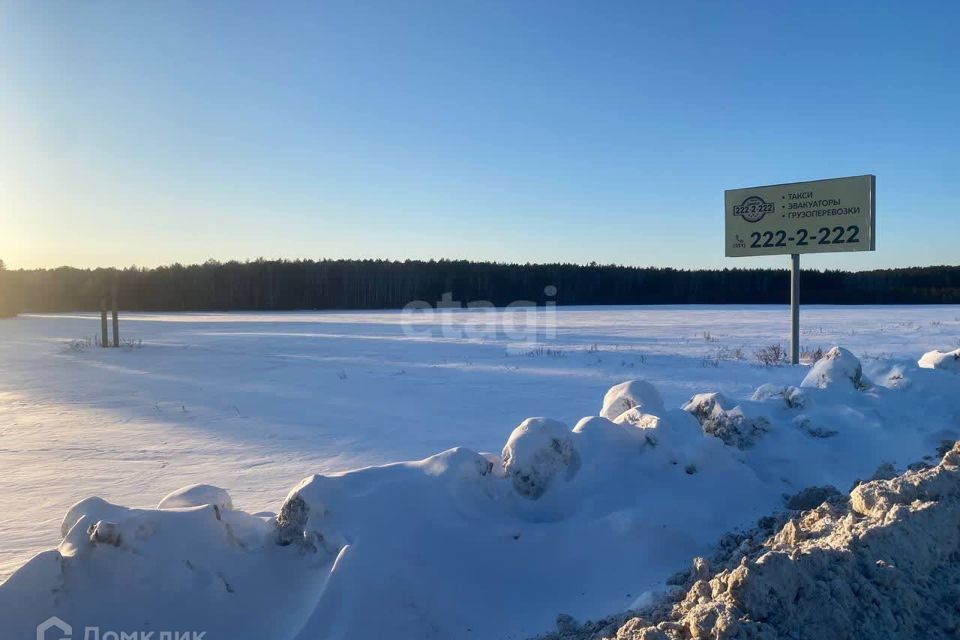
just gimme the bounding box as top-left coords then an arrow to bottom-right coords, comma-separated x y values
1,258 -> 959,315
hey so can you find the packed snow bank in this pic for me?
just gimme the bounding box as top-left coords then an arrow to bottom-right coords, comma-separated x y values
4,495 -> 328,640
2,345 -> 959,640
543,440 -> 960,640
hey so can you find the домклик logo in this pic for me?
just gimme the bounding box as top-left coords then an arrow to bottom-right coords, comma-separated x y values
36,616 -> 72,640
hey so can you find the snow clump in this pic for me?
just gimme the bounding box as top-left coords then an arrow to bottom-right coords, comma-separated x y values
157,484 -> 234,511
918,348 -> 960,373
502,418 -> 581,499
751,383 -> 807,409
682,392 -> 770,449
600,379 -> 665,421
800,346 -> 868,390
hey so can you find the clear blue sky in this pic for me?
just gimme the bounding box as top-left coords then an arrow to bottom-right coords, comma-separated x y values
1,0 -> 957,270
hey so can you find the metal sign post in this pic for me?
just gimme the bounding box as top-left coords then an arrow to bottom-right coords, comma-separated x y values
790,253 -> 799,364
100,297 -> 109,348
112,290 -> 120,347
99,287 -> 121,348
724,175 -> 876,364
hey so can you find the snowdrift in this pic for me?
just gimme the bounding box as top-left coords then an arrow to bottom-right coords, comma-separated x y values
1,346 -> 958,640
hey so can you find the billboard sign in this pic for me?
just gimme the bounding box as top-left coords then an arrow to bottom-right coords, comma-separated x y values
725,175 -> 875,257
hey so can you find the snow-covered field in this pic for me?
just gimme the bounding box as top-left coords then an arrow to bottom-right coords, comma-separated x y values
0,305 -> 958,639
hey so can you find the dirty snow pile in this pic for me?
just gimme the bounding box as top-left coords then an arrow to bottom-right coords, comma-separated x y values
2,346 -> 959,640
542,439 -> 960,640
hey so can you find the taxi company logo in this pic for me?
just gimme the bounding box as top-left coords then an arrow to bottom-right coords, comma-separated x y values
732,196 -> 774,223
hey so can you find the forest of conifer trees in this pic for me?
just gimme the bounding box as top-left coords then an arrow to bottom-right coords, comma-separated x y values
1,259 -> 958,316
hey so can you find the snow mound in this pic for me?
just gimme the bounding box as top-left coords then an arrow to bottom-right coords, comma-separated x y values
158,484 -> 234,511
882,365 -> 910,389
600,380 -> 665,421
60,496 -> 131,537
918,348 -> 960,373
553,441 -> 960,640
750,383 -> 785,402
682,392 -> 770,449
801,346 -> 868,390
612,407 -> 661,429
0,493 -> 305,640
572,409 -> 705,474
751,384 -> 806,409
503,418 -> 581,499
572,415 -> 648,448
